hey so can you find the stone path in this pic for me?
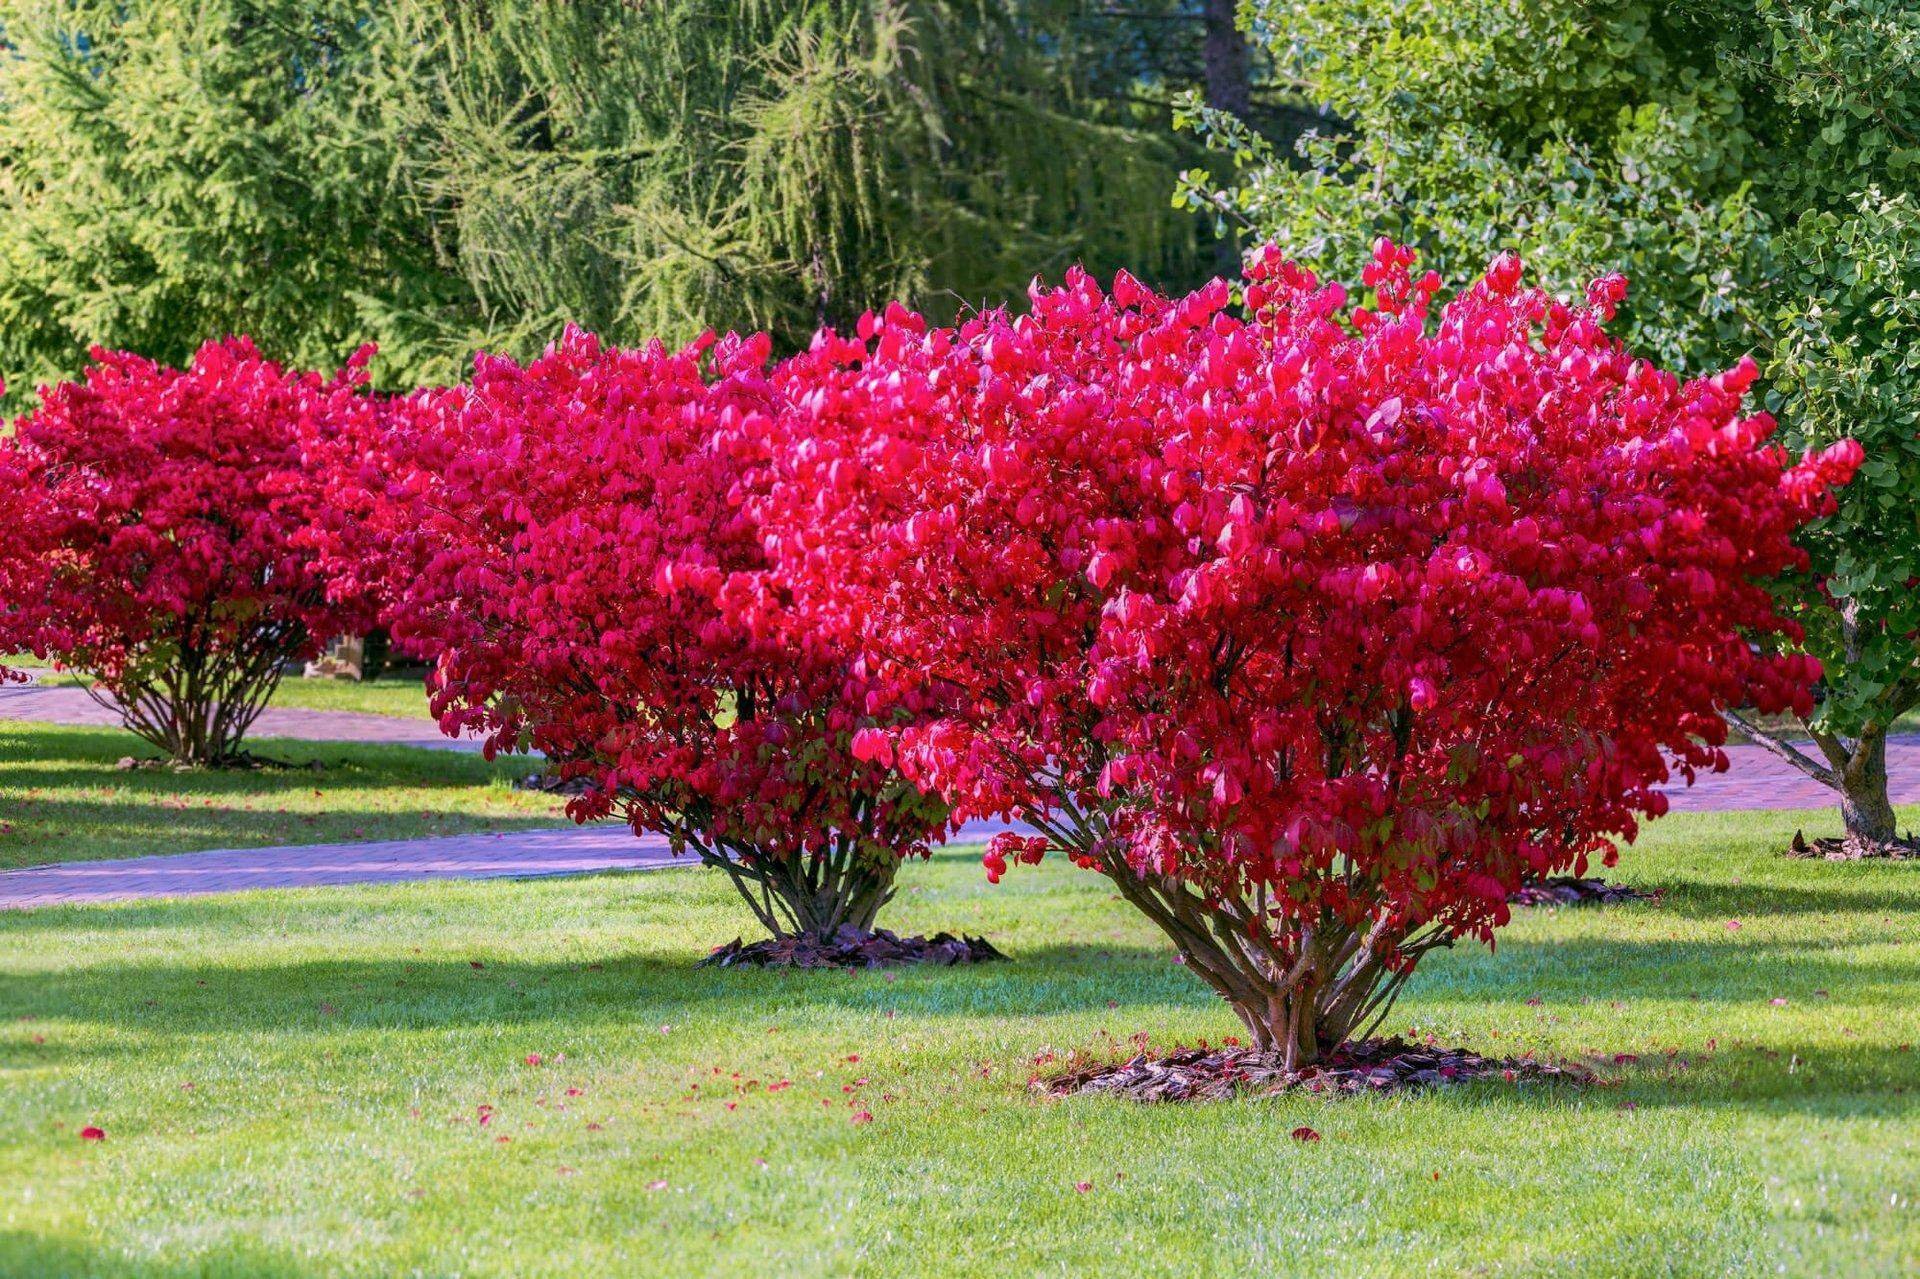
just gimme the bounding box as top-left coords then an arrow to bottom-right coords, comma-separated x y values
0,669 -> 1914,910
0,825 -> 668,909
1659,734 -> 1920,813
0,818 -> 1039,910
0,681 -> 478,752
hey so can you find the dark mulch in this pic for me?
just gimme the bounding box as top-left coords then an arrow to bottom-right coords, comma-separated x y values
113,753 -> 323,774
1507,876 -> 1661,907
1040,1036 -> 1595,1102
511,772 -> 598,796
1785,829 -> 1920,861
699,926 -> 1007,970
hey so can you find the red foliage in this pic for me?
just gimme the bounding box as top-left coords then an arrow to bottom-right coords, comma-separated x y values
747,242 -> 1855,1062
332,327 -> 949,940
0,339 -> 382,763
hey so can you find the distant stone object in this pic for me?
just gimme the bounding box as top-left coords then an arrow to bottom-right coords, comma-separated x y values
302,630 -> 392,681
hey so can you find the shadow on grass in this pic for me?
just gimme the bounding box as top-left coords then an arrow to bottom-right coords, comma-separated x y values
4,929 -> 1911,1027
0,725 -> 536,795
0,1232 -> 320,1279
3,794 -> 566,835
7,941 -> 1914,1121
1655,876 -> 1920,921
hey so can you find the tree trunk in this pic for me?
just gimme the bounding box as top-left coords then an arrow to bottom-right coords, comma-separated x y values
701,838 -> 899,941
1202,0 -> 1251,119
1086,845 -> 1429,1069
1839,725 -> 1898,844
1723,706 -> 1908,852
1202,0 -> 1252,276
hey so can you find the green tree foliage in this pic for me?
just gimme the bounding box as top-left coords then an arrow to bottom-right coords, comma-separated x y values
1181,0 -> 1920,850
0,1 -> 451,399
0,0 -> 1210,400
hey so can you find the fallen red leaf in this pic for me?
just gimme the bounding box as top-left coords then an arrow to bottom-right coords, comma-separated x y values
78,1126 -> 105,1142
1291,1126 -> 1321,1143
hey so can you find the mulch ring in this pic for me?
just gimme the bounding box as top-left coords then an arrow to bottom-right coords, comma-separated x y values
1040,1037 -> 1595,1102
113,753 -> 324,774
1508,876 -> 1660,908
1785,829 -> 1920,861
511,771 -> 599,796
699,926 -> 1007,970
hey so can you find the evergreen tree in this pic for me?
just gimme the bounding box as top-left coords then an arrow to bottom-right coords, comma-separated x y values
0,0 -> 1212,400
0,1 -> 452,401
378,0 -> 1208,358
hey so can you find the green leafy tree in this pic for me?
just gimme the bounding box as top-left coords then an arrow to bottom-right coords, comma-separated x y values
0,0 -> 1213,401
1181,0 -> 1920,852
377,0 -> 1209,360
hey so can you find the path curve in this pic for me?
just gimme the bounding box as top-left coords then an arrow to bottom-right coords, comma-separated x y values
1658,734 -> 1920,813
6,678 -> 1915,812
2,672 -> 1916,909
0,818 -> 1044,910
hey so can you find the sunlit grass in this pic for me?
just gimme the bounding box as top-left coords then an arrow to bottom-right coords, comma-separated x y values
2,807 -> 1916,1276
5,660 -> 436,721
0,723 -> 564,869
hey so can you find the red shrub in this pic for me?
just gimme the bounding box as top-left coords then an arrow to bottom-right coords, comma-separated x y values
747,242 -> 1856,1063
0,339 -> 382,764
336,328 -> 950,941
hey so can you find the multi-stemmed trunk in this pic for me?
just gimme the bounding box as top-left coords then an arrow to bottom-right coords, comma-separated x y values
696,831 -> 898,941
85,621 -> 304,767
1023,802 -> 1446,1070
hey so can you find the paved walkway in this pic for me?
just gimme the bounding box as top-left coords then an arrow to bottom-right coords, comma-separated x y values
0,680 -> 479,751
0,669 -> 1913,910
0,818 -> 1041,910
1659,734 -> 1920,813
0,825 -> 671,909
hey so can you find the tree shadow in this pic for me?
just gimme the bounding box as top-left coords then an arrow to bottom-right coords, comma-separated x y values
1655,876 -> 1920,921
1461,933 -> 1920,1004
0,795 -> 573,875
0,728 -> 538,797
0,1231 -> 320,1279
0,943 -> 1184,1042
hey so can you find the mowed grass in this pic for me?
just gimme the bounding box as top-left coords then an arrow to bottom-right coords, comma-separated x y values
0,724 -> 564,869
6,663 -> 436,720
2,809 -> 1917,1276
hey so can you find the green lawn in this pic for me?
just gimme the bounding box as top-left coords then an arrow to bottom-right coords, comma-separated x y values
255,673 -> 436,719
6,658 -> 436,720
2,807 -> 1917,1276
0,723 -> 565,870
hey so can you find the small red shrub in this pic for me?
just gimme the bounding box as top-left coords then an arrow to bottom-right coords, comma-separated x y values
0,339 -> 382,764
748,242 -> 1854,1063
334,328 -> 949,942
